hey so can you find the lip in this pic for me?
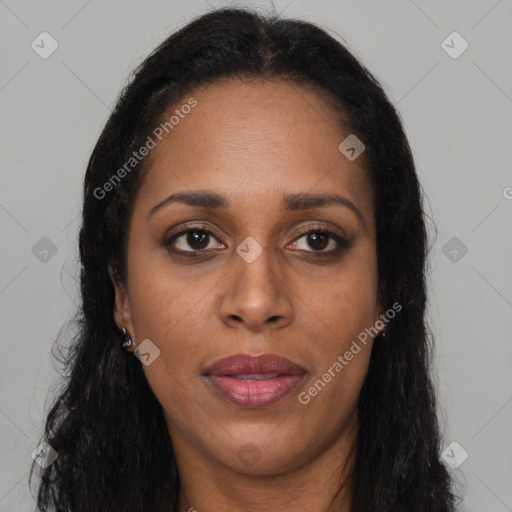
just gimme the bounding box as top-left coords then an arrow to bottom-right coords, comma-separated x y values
203,353 -> 306,408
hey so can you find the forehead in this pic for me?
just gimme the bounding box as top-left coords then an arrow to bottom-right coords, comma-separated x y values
136,78 -> 374,221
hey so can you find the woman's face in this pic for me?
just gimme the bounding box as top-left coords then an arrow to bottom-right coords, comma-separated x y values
112,78 -> 384,476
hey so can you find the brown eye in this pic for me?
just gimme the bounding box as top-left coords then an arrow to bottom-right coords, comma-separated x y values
166,227 -> 225,254
289,227 -> 349,256
305,232 -> 330,251
183,230 -> 209,250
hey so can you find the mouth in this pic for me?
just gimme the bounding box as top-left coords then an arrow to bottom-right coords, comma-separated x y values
203,353 -> 307,408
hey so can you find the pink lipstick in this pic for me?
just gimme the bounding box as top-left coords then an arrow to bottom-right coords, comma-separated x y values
203,353 -> 306,408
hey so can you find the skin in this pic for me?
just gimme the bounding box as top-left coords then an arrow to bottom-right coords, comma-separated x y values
111,78 -> 385,512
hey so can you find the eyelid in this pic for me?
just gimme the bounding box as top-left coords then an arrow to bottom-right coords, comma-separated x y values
164,223 -> 224,253
289,224 -> 350,254
293,222 -> 347,240
165,222 -> 223,242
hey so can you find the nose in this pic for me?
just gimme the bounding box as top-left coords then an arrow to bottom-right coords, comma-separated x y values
219,245 -> 294,332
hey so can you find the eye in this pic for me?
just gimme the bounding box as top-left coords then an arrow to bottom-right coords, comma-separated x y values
289,225 -> 350,256
164,223 -> 350,260
165,226 -> 224,254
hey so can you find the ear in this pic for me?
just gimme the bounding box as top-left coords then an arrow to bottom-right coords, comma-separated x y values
108,263 -> 134,341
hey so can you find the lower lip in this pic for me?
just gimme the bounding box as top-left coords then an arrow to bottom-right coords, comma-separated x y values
205,374 -> 305,408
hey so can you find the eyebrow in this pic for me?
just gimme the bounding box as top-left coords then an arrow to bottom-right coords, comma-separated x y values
147,189 -> 365,226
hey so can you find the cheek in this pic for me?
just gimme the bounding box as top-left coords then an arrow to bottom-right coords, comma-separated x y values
127,245 -> 206,343
127,278 -> 206,430
308,250 -> 379,337
298,248 -> 379,396
125,252 -> 217,399
295,266 -> 378,424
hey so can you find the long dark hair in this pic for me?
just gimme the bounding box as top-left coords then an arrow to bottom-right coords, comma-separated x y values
30,7 -> 458,511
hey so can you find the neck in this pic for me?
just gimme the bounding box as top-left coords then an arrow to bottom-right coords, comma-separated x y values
173,414 -> 358,512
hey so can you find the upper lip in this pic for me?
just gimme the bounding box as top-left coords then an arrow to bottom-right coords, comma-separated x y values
204,353 -> 306,377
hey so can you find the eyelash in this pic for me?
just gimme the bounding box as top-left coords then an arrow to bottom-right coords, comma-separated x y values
164,223 -> 350,260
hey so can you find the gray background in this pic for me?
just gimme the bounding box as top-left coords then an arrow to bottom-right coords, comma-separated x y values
1,0 -> 511,510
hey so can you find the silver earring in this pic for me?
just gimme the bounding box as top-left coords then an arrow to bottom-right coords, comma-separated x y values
381,330 -> 387,338
121,327 -> 133,348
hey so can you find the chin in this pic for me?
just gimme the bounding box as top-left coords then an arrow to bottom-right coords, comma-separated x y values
207,431 -> 309,475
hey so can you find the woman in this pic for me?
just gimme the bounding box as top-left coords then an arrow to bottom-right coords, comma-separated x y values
30,7 -> 458,511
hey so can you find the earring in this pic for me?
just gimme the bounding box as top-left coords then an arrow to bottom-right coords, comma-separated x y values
381,330 -> 387,338
121,327 -> 133,348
